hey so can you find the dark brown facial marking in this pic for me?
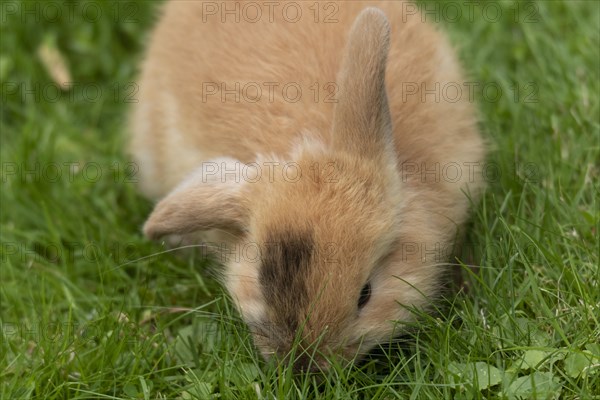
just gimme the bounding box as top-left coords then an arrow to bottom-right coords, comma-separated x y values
259,230 -> 314,332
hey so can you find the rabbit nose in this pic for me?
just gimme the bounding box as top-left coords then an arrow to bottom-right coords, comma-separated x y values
292,354 -> 330,374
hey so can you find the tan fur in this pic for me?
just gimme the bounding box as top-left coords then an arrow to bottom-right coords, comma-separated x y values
131,1 -> 486,369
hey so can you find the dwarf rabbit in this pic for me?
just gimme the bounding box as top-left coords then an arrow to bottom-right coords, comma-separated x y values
130,1 -> 486,371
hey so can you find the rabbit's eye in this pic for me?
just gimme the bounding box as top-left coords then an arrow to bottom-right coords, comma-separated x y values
358,282 -> 371,309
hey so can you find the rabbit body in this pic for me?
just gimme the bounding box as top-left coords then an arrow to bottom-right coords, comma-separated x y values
132,1 -> 485,368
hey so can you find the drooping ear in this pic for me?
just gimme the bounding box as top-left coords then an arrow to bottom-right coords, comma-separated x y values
143,158 -> 249,240
331,8 -> 393,157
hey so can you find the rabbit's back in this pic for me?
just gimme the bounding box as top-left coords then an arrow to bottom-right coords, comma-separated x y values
130,0 -> 485,209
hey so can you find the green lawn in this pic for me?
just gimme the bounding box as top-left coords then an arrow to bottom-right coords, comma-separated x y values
1,1 -> 598,399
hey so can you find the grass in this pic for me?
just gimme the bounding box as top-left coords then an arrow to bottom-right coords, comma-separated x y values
1,0 -> 598,398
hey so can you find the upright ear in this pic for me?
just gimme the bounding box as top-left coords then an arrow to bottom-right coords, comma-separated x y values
143,158 -> 249,240
331,8 -> 393,158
